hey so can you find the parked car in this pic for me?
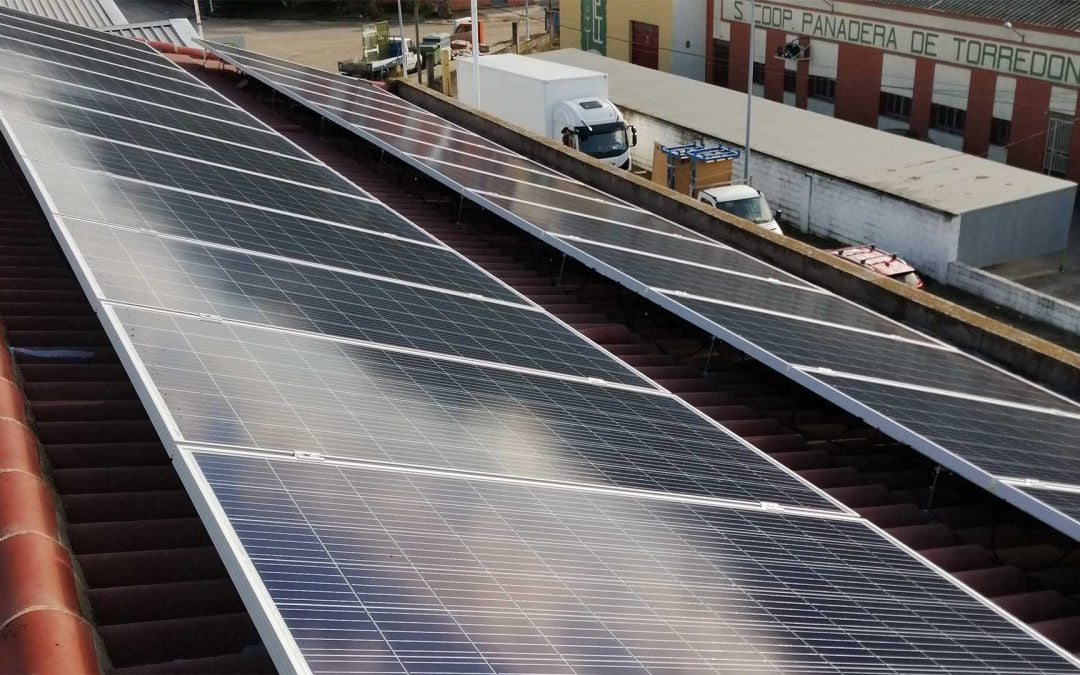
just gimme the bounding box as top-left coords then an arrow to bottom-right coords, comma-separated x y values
698,185 -> 783,235
830,245 -> 924,289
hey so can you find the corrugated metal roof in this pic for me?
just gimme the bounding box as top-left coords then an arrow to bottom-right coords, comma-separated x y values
0,0 -> 125,28
864,0 -> 1080,32
104,17 -> 198,47
532,49 -> 1076,215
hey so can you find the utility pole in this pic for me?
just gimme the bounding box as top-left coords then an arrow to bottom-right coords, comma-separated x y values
471,0 -> 480,105
396,0 -> 407,76
414,0 -> 422,83
743,0 -> 754,185
524,0 -> 530,40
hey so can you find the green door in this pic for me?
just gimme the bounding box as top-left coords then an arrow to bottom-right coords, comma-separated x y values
581,0 -> 607,55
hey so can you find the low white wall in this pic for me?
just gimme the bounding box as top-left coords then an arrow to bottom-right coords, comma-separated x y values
947,263 -> 1080,336
624,107 -> 960,279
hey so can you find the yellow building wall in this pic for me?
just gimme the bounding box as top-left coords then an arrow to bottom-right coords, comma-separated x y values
561,0 -> 675,73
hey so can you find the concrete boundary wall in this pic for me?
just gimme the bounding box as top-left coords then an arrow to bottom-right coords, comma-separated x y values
948,263 -> 1080,337
393,80 -> 1080,398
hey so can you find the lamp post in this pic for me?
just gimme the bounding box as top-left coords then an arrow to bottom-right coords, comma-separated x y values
396,0 -> 407,74
1003,21 -> 1026,43
743,0 -> 754,185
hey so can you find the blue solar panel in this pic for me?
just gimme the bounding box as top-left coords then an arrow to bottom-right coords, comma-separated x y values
197,41 -> 1080,546
188,449 -> 1080,675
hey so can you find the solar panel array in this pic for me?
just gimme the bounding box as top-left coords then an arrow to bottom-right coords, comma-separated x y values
200,41 -> 1080,545
0,9 -> 1076,672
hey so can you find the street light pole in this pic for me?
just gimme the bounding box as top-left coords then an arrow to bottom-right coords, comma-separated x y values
471,0 -> 480,105
395,0 -> 407,74
743,0 -> 754,185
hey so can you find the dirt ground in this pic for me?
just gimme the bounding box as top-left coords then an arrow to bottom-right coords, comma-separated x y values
203,5 -> 548,72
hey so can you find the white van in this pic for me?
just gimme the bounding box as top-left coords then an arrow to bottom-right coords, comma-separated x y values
698,185 -> 783,235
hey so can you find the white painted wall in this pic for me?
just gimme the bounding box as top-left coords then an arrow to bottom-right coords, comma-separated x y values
987,145 -> 1008,163
947,263 -> 1080,335
619,107 -> 962,279
670,0 -> 706,80
807,98 -> 835,116
928,128 -> 964,150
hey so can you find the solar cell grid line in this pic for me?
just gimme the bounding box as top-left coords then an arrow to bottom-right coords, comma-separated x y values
4,112 -> 359,197
1009,484 -> 1080,526
202,40 -> 661,209
0,47 -> 267,128
0,19 -> 192,80
101,303 -> 846,513
201,42 -> 452,120
200,43 -> 1080,544
806,372 -> 1080,537
3,119 -> 433,240
58,217 -> 650,386
0,33 -> 233,104
178,449 -> 1080,675
28,161 -> 527,304
670,297 -> 1073,410
0,67 -> 305,157
0,87 -> 348,188
0,5 -> 163,62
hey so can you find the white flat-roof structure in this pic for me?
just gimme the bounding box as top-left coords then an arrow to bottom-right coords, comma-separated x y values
532,49 -> 1077,278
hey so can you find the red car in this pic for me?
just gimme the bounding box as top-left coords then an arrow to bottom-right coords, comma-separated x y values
829,245 -> 924,289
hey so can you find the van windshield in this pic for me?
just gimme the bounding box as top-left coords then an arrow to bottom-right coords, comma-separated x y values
715,195 -> 773,224
577,124 -> 629,159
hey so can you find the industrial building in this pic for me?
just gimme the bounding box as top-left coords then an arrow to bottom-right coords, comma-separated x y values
533,48 -> 1075,280
560,0 -> 1080,182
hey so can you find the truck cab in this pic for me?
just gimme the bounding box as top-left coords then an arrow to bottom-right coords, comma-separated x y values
698,185 -> 783,235
555,97 -> 636,170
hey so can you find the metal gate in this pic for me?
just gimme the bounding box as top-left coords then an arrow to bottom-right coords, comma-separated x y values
1044,113 -> 1073,177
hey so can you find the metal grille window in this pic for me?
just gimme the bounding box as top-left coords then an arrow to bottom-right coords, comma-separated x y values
1044,113 -> 1072,177
712,39 -> 730,88
879,92 -> 912,120
930,103 -> 966,134
989,118 -> 1012,146
809,75 -> 836,101
784,69 -> 797,93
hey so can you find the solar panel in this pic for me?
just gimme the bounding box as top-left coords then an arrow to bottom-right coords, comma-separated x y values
0,87 -> 341,186
569,235 -> 816,289
62,218 -> 649,385
30,161 -> 521,302
183,449 -> 1080,675
809,373 -> 1080,487
1,11 -> 1074,672
1013,485 -> 1080,525
200,41 -> 1080,543
104,303 -> 836,510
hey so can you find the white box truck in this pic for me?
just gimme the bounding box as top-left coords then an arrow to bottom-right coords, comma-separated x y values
458,54 -> 636,169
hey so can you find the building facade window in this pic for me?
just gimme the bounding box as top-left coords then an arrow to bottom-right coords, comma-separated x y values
808,75 -> 836,101
879,92 -> 912,120
752,62 -> 765,85
989,118 -> 1011,146
930,103 -> 966,134
711,39 -> 730,88
784,69 -> 797,93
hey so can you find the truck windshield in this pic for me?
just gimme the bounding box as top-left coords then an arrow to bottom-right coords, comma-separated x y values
577,124 -> 629,159
716,196 -> 773,224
